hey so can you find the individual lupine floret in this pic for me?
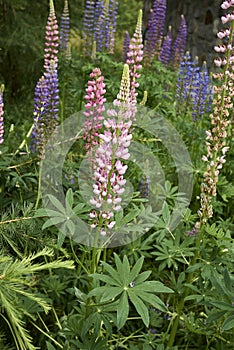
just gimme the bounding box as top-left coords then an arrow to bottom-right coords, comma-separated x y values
60,0 -> 70,55
159,26 -> 172,66
83,68 -> 106,159
122,31 -> 130,63
44,0 -> 59,70
89,64 -> 133,234
0,85 -> 4,145
171,14 -> 187,67
126,10 -> 144,106
197,0 -> 233,225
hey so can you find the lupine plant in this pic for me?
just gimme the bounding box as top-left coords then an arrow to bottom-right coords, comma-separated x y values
0,1 -> 234,349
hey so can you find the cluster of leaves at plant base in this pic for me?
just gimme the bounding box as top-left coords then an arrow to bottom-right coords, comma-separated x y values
89,254 -> 173,329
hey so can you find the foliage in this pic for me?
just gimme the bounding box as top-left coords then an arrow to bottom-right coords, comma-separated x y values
0,0 -> 233,349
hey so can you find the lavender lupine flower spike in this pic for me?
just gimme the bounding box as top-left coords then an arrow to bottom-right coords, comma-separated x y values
159,26 -> 172,66
83,68 -> 106,159
89,65 -> 132,235
44,0 -> 59,70
60,0 -> 70,53
197,0 -> 234,226
45,60 -> 59,131
126,10 -> 144,106
0,85 -> 4,145
171,14 -> 187,67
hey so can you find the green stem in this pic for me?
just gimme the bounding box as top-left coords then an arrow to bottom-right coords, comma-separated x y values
35,165 -> 42,209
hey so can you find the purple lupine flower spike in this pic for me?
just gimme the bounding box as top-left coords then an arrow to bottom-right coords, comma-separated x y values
60,0 -> 70,53
31,61 -> 59,156
154,0 -> 167,57
0,85 -> 4,145
31,76 -> 49,155
108,0 -> 118,53
144,0 -> 167,64
123,31 -> 130,63
171,14 -> 187,67
191,61 -> 213,120
159,25 -> 172,66
94,0 -> 105,53
126,10 -> 144,106
44,0 -> 59,70
83,0 -> 95,56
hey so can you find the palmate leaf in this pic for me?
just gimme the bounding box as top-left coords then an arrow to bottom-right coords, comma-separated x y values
88,254 -> 174,329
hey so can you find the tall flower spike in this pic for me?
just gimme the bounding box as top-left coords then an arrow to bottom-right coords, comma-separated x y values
198,0 -> 233,225
159,26 -> 172,66
44,0 -> 59,70
89,64 -> 132,235
0,84 -> 4,145
31,61 -> 59,156
122,31 -> 130,63
60,0 -> 70,53
115,63 -> 130,104
83,67 -> 106,160
171,14 -> 187,67
126,10 -> 144,106
83,0 -> 95,56
190,61 -> 213,120
144,0 -> 167,64
31,76 -> 49,155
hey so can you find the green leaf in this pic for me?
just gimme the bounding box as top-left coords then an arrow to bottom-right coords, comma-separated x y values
46,195 -> 66,213
46,342 -> 57,350
221,315 -> 234,331
134,281 -> 173,294
90,273 -> 120,286
209,301 -> 234,312
101,261 -> 121,286
134,271 -> 152,284
129,256 -> 144,282
139,292 -> 167,313
66,188 -> 74,208
114,253 -> 125,279
42,217 -> 65,230
162,202 -> 170,225
128,290 -> 149,327
100,287 -> 123,302
117,291 -> 129,329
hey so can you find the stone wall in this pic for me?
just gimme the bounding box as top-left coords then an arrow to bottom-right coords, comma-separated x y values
143,0 -> 224,67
